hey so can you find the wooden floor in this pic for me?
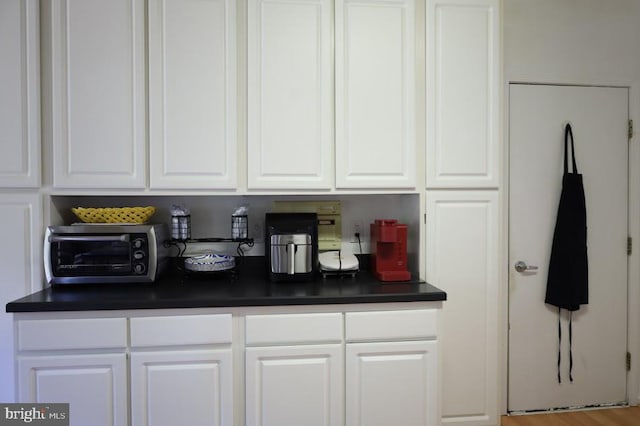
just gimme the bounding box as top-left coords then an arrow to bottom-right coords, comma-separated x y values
501,406 -> 640,426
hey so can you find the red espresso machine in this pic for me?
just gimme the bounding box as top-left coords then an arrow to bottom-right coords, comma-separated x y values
370,219 -> 411,281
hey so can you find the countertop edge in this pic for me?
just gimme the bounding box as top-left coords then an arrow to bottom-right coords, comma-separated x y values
6,292 -> 447,313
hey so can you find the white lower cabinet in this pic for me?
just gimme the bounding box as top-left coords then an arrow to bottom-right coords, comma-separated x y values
245,309 -> 440,426
129,314 -> 234,426
18,353 -> 128,426
246,345 -> 343,426
245,313 -> 344,426
0,193 -> 41,402
345,341 -> 438,426
426,191 -> 499,426
345,310 -> 440,426
16,317 -> 128,426
14,305 -> 441,426
131,349 -> 233,426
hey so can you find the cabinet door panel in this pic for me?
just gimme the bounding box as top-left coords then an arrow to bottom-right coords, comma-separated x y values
149,0 -> 237,189
0,194 -> 41,402
51,0 -> 145,188
0,0 -> 40,187
336,0 -> 415,189
247,0 -> 333,189
18,353 -> 127,426
131,349 -> 232,426
426,0 -> 500,188
425,190 -> 498,425
246,345 -> 343,426
346,341 -> 438,426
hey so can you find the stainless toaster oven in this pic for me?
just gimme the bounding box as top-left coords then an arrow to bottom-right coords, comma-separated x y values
44,224 -> 169,284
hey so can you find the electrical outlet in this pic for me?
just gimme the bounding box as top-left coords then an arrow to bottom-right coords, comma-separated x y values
351,220 -> 364,243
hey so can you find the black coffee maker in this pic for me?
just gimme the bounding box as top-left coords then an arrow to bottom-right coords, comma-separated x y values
265,213 -> 318,282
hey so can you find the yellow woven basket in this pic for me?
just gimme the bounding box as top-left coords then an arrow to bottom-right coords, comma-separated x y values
72,207 -> 156,224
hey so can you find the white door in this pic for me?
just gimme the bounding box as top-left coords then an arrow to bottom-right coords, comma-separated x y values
508,84 -> 629,412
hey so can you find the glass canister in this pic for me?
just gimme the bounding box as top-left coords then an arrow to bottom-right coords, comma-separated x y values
231,215 -> 248,239
171,215 -> 191,240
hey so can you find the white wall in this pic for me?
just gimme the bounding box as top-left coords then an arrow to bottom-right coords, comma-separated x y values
504,0 -> 640,85
503,0 -> 640,408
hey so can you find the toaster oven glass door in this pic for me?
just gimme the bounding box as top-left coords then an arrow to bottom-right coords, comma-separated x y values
51,235 -> 133,276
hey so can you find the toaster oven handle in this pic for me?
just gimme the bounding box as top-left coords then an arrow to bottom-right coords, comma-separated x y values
49,235 -> 130,243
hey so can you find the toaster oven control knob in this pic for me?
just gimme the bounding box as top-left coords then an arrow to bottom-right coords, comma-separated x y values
133,263 -> 146,274
133,238 -> 144,249
133,250 -> 145,260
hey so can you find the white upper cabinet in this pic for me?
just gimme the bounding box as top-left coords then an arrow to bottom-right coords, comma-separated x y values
335,0 -> 416,189
426,0 -> 500,188
50,0 -> 146,189
148,0 -> 237,189
0,0 -> 40,188
248,0 -> 416,191
247,0 -> 333,189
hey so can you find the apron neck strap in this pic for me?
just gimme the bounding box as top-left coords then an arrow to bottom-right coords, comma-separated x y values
564,123 -> 579,174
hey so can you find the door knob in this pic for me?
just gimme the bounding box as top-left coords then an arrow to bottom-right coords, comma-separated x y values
514,261 -> 539,273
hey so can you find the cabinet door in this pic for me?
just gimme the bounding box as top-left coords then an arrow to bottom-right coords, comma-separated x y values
50,0 -> 145,188
0,0 -> 40,187
426,0 -> 500,188
246,344 -> 343,426
0,194 -> 41,402
131,349 -> 233,426
247,0 -> 333,189
346,340 -> 438,426
18,353 -> 128,426
335,0 -> 416,189
425,190 -> 498,425
148,0 -> 237,189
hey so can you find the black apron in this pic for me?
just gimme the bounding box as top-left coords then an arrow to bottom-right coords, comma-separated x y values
545,123 -> 588,383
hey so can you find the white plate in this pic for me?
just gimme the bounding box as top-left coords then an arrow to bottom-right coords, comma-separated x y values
184,253 -> 235,272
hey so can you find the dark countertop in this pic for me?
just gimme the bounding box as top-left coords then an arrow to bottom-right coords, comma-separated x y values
6,256 -> 446,313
